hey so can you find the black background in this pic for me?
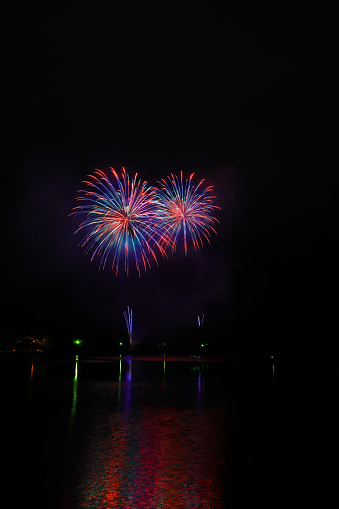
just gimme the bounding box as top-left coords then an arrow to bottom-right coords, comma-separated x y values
2,1 -> 338,355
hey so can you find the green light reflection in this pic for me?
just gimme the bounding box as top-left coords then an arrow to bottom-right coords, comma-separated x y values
118,357 -> 122,406
69,355 -> 79,430
74,354 -> 78,380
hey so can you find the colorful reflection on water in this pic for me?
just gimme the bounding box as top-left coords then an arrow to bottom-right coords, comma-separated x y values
4,354 -> 323,508
65,358 -> 229,508
0,355 -> 338,509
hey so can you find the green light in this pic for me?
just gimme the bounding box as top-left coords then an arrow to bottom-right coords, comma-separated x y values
73,339 -> 82,346
201,344 -> 205,347
119,342 -> 123,346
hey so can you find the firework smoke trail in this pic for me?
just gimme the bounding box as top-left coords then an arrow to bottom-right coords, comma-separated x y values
124,306 -> 133,347
155,172 -> 220,256
71,168 -> 167,276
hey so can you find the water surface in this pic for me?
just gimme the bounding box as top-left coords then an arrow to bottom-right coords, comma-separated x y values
1,355 -> 336,508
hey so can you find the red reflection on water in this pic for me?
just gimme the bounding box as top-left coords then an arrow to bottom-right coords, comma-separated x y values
66,404 -> 229,508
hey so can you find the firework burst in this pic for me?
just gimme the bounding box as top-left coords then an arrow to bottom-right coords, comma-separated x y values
155,172 -> 220,255
71,168 -> 166,276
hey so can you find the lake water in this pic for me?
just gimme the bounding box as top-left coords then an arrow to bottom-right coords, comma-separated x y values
1,355 -> 337,508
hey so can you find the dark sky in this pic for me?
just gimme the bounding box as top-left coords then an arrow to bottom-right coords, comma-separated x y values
2,1 -> 338,352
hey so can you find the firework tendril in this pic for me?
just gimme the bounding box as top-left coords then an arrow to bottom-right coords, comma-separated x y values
155,171 -> 220,256
71,168 -> 220,275
71,167 -> 166,276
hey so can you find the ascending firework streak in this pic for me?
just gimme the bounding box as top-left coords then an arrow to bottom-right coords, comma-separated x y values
124,306 -> 133,347
155,172 -> 220,256
197,314 -> 205,328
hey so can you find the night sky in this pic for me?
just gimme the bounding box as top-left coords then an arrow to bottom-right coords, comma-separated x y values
2,1 -> 338,354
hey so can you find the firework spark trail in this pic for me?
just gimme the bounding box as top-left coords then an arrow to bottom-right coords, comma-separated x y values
71,168 -> 167,276
155,172 -> 220,256
197,314 -> 205,327
124,306 -> 133,347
